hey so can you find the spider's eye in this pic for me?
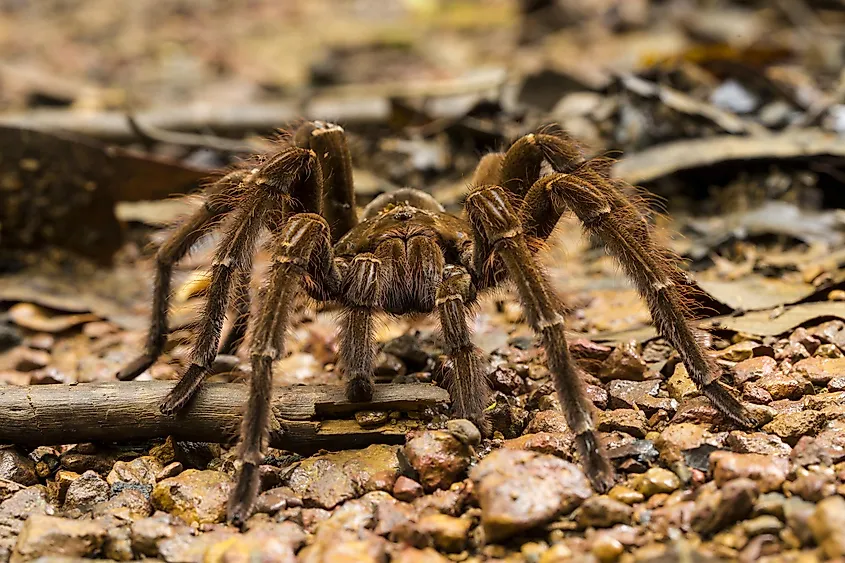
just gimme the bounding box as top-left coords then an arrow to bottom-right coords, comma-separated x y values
393,208 -> 413,221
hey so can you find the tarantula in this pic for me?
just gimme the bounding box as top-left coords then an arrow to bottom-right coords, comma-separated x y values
118,121 -> 753,525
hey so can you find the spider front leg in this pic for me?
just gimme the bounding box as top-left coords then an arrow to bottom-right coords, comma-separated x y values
118,169 -> 249,381
537,169 -> 756,427
437,265 -> 491,434
465,186 -> 614,492
160,147 -> 322,415
228,213 -> 340,526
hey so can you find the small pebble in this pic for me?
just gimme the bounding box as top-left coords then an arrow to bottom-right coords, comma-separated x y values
629,467 -> 680,497
607,485 -> 644,505
591,534 -> 624,562
355,410 -> 389,428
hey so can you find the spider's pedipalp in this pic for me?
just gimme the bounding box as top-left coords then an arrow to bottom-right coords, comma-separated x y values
293,121 -> 358,242
117,169 -> 250,381
465,185 -> 614,492
339,252 -> 383,403
408,235 -> 445,312
228,213 -> 337,526
470,152 -> 505,187
544,168 -> 755,427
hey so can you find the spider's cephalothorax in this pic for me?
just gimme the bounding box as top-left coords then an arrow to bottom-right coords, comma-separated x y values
118,121 -> 754,525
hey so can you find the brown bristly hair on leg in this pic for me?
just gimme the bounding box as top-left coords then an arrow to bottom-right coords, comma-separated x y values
544,165 -> 754,427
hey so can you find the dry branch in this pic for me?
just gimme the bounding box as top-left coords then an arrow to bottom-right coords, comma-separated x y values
614,129 -> 845,185
0,381 -> 449,454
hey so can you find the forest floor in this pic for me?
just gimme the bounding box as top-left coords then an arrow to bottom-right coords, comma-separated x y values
3,1 -> 845,561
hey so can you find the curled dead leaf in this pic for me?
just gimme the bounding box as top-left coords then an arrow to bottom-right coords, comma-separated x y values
8,303 -> 99,333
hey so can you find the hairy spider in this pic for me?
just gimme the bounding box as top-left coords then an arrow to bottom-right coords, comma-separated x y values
118,121 -> 754,525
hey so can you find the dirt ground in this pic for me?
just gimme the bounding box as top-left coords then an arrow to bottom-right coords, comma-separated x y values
3,0 -> 845,561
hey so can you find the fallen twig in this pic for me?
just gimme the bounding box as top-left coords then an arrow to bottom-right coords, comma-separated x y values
614,129 -> 845,185
0,381 -> 449,453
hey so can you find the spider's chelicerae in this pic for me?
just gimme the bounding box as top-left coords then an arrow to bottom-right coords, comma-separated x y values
118,121 -> 754,525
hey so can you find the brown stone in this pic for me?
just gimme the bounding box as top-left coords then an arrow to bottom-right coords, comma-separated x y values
503,432 -> 574,458
792,357 -> 845,385
733,356 -> 777,384
526,410 -> 570,434
810,495 -> 845,559
598,409 -> 648,439
575,495 -> 633,528
763,410 -> 826,445
393,476 -> 424,502
0,449 -> 38,486
710,452 -> 788,493
11,515 -> 106,562
287,444 -> 401,508
598,341 -> 647,381
756,371 -> 811,400
470,449 -> 592,542
151,469 -> 232,524
691,478 -> 758,536
403,432 -> 470,493
716,341 -> 758,362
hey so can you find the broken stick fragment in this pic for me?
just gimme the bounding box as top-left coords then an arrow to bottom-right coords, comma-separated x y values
0,381 -> 449,454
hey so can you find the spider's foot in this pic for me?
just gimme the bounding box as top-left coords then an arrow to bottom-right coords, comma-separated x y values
345,376 -> 374,403
160,364 -> 208,415
227,462 -> 261,528
703,381 -> 758,428
117,354 -> 156,381
575,431 -> 614,493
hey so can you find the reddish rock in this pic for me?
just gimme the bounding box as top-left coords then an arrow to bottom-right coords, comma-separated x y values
585,384 -> 609,409
790,420 -> 845,466
671,396 -> 725,426
393,476 -> 424,502
403,432 -> 471,492
607,379 -> 660,410
755,371 -> 811,401
792,357 -> 845,385
725,431 -> 791,457
742,383 -> 773,405
710,452 -> 788,493
503,432 -> 575,459
776,341 -> 811,362
570,339 -> 612,361
789,327 -> 821,355
470,449 -> 592,542
763,410 -> 826,445
733,356 -> 777,384
691,478 -> 758,536
598,409 -> 648,439
598,341 -> 647,382
526,410 -> 570,434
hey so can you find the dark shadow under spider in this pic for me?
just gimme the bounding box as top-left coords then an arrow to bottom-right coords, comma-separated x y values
118,121 -> 756,526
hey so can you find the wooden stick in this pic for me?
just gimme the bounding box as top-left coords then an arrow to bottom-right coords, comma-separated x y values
0,382 -> 449,454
